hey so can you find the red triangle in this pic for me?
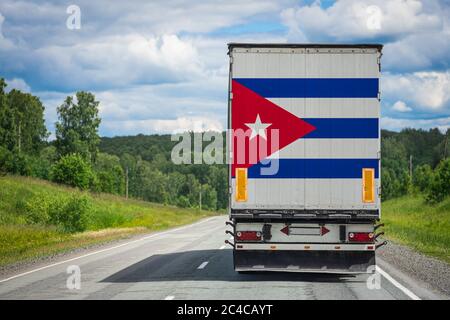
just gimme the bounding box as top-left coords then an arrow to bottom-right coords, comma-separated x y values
320,226 -> 330,236
280,225 -> 289,236
231,80 -> 316,176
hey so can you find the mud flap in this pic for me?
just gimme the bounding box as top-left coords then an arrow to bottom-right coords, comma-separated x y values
234,250 -> 375,274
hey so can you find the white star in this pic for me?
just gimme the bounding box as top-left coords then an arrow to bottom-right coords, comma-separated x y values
245,114 -> 272,140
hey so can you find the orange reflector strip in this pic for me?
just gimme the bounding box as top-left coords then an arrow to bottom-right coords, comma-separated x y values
304,245 -> 310,250
235,168 -> 248,202
270,245 -> 276,250
362,168 -> 375,203
334,246 -> 341,250
367,246 -> 374,250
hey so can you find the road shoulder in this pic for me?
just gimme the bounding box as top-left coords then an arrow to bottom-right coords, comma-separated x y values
378,240 -> 450,299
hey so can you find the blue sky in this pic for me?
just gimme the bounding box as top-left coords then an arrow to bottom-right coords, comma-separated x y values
0,0 -> 449,137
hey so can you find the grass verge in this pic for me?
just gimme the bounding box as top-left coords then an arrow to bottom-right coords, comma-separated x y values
381,194 -> 450,264
0,175 -> 219,268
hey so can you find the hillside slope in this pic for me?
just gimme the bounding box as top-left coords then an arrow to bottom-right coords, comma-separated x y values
0,176 -> 218,268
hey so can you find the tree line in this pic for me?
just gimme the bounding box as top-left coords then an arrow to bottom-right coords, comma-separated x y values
381,128 -> 450,203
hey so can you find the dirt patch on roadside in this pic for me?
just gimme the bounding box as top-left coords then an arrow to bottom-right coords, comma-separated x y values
73,227 -> 147,239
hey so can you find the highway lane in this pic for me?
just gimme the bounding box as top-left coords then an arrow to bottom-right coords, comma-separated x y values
0,215 -> 440,300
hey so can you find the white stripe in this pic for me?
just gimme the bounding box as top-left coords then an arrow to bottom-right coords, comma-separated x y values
232,51 -> 379,78
376,266 -> 421,300
267,98 -> 379,118
197,261 -> 209,269
231,178 -> 380,210
267,139 -> 379,159
0,216 -> 218,283
236,243 -> 374,251
219,245 -> 226,250
164,295 -> 175,300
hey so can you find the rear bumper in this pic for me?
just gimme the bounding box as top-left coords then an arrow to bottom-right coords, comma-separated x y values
234,250 -> 375,274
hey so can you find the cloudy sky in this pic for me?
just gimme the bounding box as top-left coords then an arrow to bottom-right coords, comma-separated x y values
0,0 -> 449,137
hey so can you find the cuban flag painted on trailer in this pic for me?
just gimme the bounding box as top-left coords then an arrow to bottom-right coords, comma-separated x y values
230,46 -> 381,211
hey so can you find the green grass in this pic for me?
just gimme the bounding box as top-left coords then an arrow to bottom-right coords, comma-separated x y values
381,194 -> 450,263
0,175 -> 219,267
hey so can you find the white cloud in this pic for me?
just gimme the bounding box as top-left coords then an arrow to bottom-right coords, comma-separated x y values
391,100 -> 412,112
5,77 -> 30,92
383,71 -> 450,111
0,0 -> 286,93
381,116 -> 450,132
0,0 -> 295,141
114,1 -> 278,34
103,116 -> 224,135
38,73 -> 228,136
30,33 -> 204,91
383,30 -> 450,71
0,13 -> 14,49
98,75 -> 226,116
0,0 -> 281,47
2,0 -> 450,136
280,0 -> 450,72
281,0 -> 443,41
95,76 -> 228,135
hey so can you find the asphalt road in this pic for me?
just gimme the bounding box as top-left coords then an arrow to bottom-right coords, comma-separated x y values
0,216 -> 444,300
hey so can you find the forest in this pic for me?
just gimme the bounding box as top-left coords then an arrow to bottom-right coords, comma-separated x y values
1,77 -> 449,212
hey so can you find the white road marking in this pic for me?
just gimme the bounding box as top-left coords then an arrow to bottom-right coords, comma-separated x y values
0,216 -> 219,283
164,295 -> 175,300
219,245 -> 226,250
197,261 -> 209,269
376,266 -> 421,300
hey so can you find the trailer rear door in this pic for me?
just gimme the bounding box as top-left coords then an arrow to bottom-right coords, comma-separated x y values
229,45 -> 381,215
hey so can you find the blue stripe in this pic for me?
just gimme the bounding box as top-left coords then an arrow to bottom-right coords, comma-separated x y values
303,118 -> 379,138
234,78 -> 379,98
247,159 -> 379,179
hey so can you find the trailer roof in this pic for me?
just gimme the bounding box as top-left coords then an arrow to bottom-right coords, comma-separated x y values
228,43 -> 383,52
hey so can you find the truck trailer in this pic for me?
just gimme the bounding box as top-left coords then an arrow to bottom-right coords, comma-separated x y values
226,43 -> 384,273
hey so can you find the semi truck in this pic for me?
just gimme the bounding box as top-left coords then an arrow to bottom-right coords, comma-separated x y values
226,43 -> 385,273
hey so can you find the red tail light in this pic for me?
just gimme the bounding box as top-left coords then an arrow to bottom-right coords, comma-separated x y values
236,231 -> 262,241
348,232 -> 374,242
